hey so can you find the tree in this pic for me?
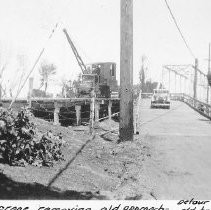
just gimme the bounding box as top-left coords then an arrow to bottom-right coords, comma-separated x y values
39,61 -> 57,95
31,89 -> 46,98
139,55 -> 147,92
144,79 -> 158,93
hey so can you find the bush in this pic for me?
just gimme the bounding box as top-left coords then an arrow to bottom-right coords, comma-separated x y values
0,108 -> 64,167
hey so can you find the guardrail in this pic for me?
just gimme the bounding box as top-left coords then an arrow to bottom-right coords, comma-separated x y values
171,93 -> 211,120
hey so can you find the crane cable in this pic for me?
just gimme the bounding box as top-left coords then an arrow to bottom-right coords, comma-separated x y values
9,22 -> 60,108
164,0 -> 196,59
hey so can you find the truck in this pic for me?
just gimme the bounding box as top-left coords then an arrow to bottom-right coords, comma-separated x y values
151,89 -> 170,109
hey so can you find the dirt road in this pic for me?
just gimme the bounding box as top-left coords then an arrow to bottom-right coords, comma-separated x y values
138,99 -> 211,199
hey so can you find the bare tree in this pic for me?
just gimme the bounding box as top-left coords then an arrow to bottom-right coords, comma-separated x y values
39,61 -> 57,95
139,55 -> 147,92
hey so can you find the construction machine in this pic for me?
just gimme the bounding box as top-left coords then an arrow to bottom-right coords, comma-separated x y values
63,28 -> 118,98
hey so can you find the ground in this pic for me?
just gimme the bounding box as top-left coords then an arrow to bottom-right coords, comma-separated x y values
0,99 -> 211,199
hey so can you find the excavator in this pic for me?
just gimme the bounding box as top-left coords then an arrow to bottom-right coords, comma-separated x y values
63,28 -> 117,98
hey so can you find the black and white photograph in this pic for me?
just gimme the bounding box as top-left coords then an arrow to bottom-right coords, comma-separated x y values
0,0 -> 211,201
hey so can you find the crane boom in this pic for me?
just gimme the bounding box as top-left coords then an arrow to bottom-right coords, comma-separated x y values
63,28 -> 87,74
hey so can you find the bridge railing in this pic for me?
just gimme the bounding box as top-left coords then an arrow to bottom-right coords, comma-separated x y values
170,93 -> 211,120
182,94 -> 211,119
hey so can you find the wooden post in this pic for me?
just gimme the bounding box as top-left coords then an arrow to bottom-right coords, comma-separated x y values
119,0 -> 133,141
89,90 -> 95,135
0,84 -> 2,101
161,66 -> 164,87
168,70 -> 171,91
95,102 -> 100,125
54,102 -> 60,125
75,105 -> 81,126
207,43 -> 210,103
193,58 -> 198,99
108,100 -> 112,120
134,92 -> 141,135
28,77 -> 34,108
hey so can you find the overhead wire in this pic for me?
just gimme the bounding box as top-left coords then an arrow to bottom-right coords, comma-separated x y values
164,0 -> 196,59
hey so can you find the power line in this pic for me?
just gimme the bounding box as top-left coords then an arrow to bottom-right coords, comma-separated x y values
164,0 -> 195,59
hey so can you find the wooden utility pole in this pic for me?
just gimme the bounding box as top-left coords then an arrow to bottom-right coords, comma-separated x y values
119,0 -> 133,141
207,43 -> 210,103
193,58 -> 198,99
168,70 -> 171,91
0,84 -> 2,100
28,77 -> 34,108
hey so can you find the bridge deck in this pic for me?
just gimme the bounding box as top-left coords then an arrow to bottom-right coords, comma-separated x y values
139,99 -> 211,136
138,99 -> 211,199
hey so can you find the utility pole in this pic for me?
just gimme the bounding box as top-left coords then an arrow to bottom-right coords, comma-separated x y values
193,58 -> 198,99
169,70 -> 171,91
207,43 -> 210,103
119,0 -> 133,141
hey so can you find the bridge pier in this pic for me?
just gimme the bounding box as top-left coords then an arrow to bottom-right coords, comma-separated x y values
75,105 -> 81,126
108,100 -> 112,120
53,102 -> 61,125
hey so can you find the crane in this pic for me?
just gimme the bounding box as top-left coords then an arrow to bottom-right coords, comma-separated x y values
63,28 -> 88,74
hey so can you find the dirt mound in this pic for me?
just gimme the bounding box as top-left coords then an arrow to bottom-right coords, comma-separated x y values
0,116 -> 152,199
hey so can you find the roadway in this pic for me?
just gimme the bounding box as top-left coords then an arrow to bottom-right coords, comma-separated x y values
137,99 -> 211,199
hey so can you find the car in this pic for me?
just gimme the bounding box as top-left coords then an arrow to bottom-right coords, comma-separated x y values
151,89 -> 170,109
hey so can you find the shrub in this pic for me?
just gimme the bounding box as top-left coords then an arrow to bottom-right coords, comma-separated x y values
0,108 -> 64,167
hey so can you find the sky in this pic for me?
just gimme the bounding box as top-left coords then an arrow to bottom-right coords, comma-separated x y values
0,0 -> 211,97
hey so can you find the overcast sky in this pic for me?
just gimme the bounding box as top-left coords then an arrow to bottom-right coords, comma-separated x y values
0,0 -> 211,97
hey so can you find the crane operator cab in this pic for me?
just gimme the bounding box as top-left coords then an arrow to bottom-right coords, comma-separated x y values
76,74 -> 98,98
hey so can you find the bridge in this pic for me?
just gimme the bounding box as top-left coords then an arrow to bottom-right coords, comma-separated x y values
135,96 -> 211,199
1,65 -> 211,198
